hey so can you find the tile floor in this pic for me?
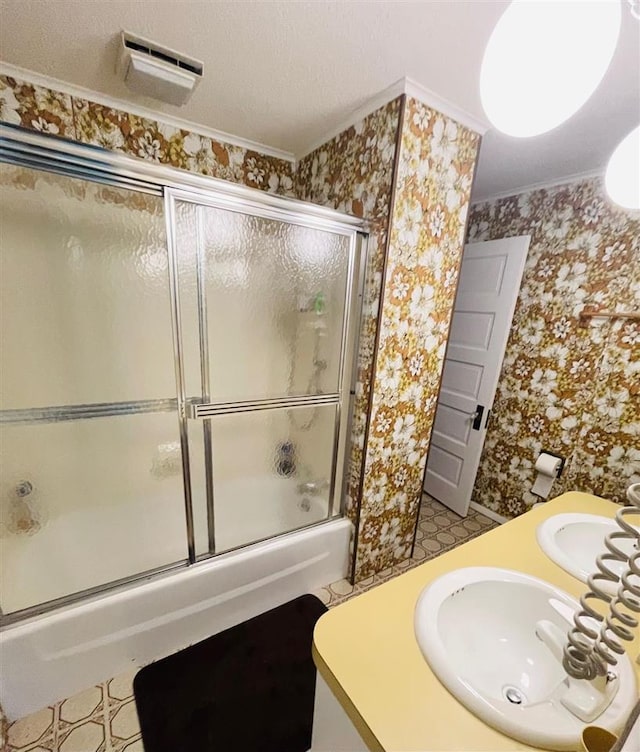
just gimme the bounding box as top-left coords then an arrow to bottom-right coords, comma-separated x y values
5,672 -> 141,752
313,494 -> 497,607
6,495 -> 496,752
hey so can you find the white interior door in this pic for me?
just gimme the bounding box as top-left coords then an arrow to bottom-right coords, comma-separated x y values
423,236 -> 530,516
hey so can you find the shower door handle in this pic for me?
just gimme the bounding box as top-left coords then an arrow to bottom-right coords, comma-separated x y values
187,393 -> 340,419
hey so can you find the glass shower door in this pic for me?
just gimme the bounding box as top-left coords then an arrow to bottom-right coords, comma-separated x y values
0,125 -> 364,622
172,197 -> 356,556
0,164 -> 188,616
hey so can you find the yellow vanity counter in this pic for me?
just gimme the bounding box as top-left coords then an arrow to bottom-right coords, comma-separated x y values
312,492 -> 640,752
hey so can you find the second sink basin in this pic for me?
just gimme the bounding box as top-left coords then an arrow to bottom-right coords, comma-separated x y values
414,567 -> 636,750
536,513 -> 638,594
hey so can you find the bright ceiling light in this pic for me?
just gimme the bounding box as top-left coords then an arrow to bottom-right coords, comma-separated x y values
481,0 -> 622,137
605,125 -> 640,209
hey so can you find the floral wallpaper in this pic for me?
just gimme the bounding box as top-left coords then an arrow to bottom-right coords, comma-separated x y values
353,97 -> 479,580
296,98 -> 480,581
0,75 -> 74,137
0,75 -> 295,195
468,178 -> 640,518
295,99 -> 402,544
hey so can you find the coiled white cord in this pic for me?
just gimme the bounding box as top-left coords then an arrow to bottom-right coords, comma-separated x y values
563,483 -> 640,680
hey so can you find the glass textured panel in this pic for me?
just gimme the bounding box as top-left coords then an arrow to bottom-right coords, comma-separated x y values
189,405 -> 336,555
175,202 -> 351,402
0,164 -> 175,409
174,201 -> 201,404
0,412 -> 186,613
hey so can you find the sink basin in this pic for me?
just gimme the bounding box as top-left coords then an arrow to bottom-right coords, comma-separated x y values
414,567 -> 636,750
537,513 -> 639,594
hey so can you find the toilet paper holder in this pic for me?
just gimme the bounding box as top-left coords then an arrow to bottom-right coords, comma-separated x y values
531,450 -> 566,500
539,449 -> 566,478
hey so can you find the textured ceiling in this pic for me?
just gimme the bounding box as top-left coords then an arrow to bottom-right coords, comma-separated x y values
0,0 -> 638,199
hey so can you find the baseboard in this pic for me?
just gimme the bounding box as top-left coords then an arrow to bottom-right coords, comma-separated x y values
469,501 -> 508,524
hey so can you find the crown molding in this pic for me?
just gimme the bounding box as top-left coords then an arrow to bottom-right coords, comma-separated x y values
471,168 -> 605,205
402,77 -> 489,136
296,76 -> 489,160
0,61 -> 297,164
295,78 -> 407,160
1,63 -> 489,167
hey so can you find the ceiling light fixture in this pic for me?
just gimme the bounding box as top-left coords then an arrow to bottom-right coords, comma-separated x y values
605,125 -> 640,209
480,0 -> 622,137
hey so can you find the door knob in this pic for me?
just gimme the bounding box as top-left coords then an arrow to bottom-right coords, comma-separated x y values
471,404 -> 484,431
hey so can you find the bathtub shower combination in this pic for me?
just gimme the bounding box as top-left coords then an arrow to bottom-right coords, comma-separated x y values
0,125 -> 365,717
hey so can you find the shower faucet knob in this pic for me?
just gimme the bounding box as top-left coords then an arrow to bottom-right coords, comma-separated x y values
16,481 -> 33,498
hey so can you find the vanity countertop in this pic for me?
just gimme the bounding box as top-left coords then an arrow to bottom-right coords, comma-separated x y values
312,492 -> 640,751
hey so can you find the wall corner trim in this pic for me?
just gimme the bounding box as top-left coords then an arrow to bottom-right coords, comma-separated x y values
0,61 -> 297,164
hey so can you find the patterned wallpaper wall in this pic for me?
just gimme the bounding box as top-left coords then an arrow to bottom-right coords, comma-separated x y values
468,178 -> 640,518
0,72 -> 482,581
0,75 -> 295,194
296,98 -> 480,580
354,98 -> 479,579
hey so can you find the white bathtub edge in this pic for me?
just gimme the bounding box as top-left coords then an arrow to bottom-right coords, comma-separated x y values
1,517 -> 351,720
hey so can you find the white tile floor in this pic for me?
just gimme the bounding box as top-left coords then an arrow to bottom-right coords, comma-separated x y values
6,494 -> 496,752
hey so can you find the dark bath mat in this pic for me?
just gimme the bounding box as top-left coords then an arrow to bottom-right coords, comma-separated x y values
133,594 -> 327,752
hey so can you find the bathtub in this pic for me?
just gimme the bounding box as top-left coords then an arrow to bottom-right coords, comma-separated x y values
0,512 -> 350,719
1,475 -> 332,613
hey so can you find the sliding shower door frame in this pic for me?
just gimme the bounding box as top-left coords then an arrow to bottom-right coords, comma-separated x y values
165,186 -> 366,563
0,124 -> 367,625
0,123 -> 366,229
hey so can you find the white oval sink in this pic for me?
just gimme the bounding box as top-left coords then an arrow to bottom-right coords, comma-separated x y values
414,567 -> 637,750
537,513 -> 638,594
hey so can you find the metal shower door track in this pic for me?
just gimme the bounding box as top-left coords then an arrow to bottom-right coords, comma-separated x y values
0,123 -> 365,230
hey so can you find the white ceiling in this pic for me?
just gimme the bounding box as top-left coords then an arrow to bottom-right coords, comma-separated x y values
0,0 -> 638,200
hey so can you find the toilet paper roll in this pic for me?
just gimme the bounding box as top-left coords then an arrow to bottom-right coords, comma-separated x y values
531,453 -> 562,499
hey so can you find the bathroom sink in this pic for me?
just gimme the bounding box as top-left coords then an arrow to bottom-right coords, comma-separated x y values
537,513 -> 639,594
414,567 -> 636,750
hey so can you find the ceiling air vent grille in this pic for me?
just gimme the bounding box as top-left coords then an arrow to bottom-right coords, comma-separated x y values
116,31 -> 204,106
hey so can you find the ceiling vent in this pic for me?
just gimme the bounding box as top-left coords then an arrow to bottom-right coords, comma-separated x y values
116,31 -> 203,106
